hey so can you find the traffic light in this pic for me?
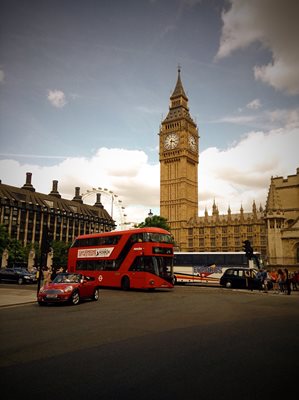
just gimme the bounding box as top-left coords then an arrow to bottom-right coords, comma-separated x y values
243,240 -> 253,259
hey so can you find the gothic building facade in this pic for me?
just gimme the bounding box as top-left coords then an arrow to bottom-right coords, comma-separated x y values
159,69 -> 299,269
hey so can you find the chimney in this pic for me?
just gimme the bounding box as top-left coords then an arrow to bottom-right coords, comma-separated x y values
72,187 -> 83,203
22,172 -> 35,192
49,180 -> 61,198
94,193 -> 103,208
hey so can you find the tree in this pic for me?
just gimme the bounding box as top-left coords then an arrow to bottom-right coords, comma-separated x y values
7,239 -> 27,267
0,224 -> 9,258
136,215 -> 171,231
51,241 -> 71,269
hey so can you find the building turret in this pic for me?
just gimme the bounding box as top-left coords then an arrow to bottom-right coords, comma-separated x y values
264,177 -> 286,265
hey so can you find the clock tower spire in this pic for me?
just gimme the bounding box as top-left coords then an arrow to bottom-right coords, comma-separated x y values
159,68 -> 199,250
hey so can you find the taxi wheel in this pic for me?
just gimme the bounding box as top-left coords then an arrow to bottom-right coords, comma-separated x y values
225,281 -> 232,288
18,277 -> 24,285
92,288 -> 99,301
70,290 -> 80,305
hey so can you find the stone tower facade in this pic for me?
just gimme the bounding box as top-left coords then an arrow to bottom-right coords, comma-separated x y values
264,169 -> 299,267
159,68 -> 199,250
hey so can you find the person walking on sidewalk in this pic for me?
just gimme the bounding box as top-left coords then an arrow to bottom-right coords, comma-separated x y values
284,268 -> 291,295
277,269 -> 286,294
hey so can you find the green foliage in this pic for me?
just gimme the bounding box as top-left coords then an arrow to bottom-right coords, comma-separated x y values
0,224 -> 9,257
51,241 -> 71,269
136,215 -> 171,231
7,239 -> 27,266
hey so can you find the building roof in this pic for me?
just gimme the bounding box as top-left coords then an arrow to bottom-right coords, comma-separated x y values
170,67 -> 188,100
0,174 -> 114,223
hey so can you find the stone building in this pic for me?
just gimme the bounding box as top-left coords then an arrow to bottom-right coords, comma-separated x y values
159,69 -> 298,269
0,172 -> 115,266
264,169 -> 299,268
186,201 -> 267,257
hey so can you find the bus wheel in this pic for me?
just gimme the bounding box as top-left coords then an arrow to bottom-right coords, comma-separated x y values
92,288 -> 100,301
70,290 -> 80,305
121,276 -> 130,291
172,276 -> 177,285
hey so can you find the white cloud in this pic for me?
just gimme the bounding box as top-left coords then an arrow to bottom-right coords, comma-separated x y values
213,107 -> 299,132
216,115 -> 256,124
246,99 -> 261,110
198,126 -> 299,215
0,68 -> 5,83
0,125 -> 298,225
216,0 -> 299,95
47,89 -> 67,108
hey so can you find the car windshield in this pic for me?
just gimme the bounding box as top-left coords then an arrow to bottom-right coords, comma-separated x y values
53,273 -> 81,284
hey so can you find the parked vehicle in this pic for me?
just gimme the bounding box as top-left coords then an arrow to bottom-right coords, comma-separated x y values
220,267 -> 262,290
37,273 -> 100,306
0,267 -> 37,285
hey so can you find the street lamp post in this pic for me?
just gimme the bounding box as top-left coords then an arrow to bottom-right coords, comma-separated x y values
148,209 -> 153,218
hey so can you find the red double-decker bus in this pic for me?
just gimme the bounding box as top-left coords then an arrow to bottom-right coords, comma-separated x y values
67,227 -> 174,290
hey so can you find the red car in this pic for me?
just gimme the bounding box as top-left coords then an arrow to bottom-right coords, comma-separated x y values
37,273 -> 100,306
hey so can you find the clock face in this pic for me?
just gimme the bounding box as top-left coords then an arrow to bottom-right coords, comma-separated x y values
164,133 -> 179,150
188,135 -> 197,151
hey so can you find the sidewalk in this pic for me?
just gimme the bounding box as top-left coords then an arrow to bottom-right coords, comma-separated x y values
0,286 -> 37,307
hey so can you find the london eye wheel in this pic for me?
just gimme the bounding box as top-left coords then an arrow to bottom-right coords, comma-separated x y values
81,188 -> 127,230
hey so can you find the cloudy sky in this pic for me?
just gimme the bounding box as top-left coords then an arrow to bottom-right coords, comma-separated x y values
0,0 -> 298,227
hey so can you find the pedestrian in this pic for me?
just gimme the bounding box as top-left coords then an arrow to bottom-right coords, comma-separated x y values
43,267 -> 51,286
291,271 -> 299,291
262,269 -> 269,292
245,269 -> 254,291
284,268 -> 291,295
270,269 -> 279,293
277,269 -> 286,294
256,269 -> 264,291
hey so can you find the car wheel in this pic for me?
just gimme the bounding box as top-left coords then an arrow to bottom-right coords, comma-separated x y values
121,276 -> 130,291
70,290 -> 80,305
18,277 -> 24,285
225,281 -> 232,288
92,288 -> 99,301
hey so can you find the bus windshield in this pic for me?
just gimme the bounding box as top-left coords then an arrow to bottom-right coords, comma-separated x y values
130,256 -> 173,282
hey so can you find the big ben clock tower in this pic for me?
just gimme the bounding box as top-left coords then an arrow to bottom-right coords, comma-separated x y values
159,68 -> 199,250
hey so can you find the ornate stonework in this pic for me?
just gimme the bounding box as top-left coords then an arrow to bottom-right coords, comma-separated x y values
159,68 -> 199,250
159,70 -> 299,268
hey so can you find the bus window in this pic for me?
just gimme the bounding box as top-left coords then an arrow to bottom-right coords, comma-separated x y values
129,256 -> 144,272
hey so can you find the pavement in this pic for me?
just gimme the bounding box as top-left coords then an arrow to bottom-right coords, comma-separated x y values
0,285 -> 37,307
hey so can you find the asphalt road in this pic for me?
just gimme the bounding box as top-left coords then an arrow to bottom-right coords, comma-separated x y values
1,286 -> 298,400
